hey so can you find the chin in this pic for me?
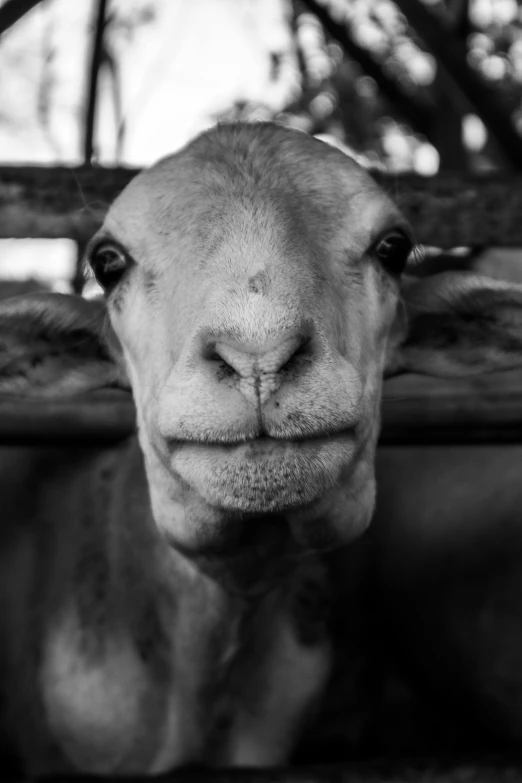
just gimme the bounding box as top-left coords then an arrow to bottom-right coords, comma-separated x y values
170,433 -> 358,514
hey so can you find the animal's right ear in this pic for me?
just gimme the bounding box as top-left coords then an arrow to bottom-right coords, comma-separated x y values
0,293 -> 129,397
385,272 -> 522,378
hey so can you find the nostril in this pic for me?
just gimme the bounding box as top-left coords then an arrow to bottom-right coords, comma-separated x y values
276,335 -> 312,375
292,335 -> 312,358
205,347 -> 237,378
206,348 -> 222,363
201,328 -> 315,379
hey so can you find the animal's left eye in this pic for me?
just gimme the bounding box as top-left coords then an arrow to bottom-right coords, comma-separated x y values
374,230 -> 413,276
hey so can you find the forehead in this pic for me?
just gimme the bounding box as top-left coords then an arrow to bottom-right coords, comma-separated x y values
103,125 -> 404,255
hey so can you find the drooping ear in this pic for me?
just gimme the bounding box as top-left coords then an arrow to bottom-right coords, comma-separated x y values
0,292 -> 129,397
385,272 -> 522,378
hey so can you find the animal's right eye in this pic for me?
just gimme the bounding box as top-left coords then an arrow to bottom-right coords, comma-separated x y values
89,243 -> 128,290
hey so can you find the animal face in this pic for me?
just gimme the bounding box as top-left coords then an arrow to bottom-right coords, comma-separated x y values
87,124 -> 412,552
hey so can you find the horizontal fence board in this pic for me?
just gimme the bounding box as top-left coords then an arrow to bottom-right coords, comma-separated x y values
0,370 -> 521,445
0,389 -> 136,445
0,165 -> 135,242
380,369 -> 522,444
2,166 -> 522,247
373,171 -> 522,248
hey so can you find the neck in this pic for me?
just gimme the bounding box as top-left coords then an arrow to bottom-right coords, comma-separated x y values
37,438 -> 333,773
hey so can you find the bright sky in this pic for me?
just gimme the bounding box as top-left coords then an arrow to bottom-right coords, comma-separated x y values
0,0 -> 296,165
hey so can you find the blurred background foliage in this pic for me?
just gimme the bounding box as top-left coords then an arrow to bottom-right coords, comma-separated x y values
2,0 -> 522,173
1,0 -> 522,289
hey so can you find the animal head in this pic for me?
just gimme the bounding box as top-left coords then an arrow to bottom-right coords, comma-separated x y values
2,123 -> 522,556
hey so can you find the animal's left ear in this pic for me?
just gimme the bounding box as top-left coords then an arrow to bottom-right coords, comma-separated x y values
385,272 -> 522,378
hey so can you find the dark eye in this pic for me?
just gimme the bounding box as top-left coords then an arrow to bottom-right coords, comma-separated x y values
89,243 -> 128,290
374,230 -> 413,276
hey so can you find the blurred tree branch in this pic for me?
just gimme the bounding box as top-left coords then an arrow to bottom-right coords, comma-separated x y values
0,0 -> 45,36
299,0 -> 438,143
430,0 -> 468,169
84,0 -> 109,164
447,0 -> 471,40
290,2 -> 311,102
394,0 -> 522,170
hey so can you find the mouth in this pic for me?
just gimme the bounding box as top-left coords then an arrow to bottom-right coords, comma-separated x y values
167,425 -> 356,448
167,428 -> 358,514
178,430 -> 356,461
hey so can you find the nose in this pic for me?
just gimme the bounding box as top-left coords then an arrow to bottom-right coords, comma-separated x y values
202,327 -> 312,404
211,332 -> 309,378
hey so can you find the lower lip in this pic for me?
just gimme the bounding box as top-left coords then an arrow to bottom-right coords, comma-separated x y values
169,431 -> 358,471
168,431 -> 358,513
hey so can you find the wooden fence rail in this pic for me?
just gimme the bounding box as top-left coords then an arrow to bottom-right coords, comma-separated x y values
2,166 -> 522,247
1,369 -> 522,446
